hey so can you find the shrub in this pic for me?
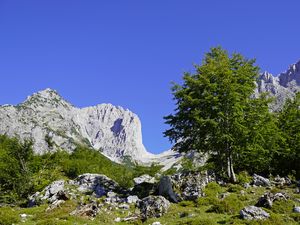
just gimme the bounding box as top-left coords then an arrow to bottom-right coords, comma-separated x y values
236,171 -> 252,184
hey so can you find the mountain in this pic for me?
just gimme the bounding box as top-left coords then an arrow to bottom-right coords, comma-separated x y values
256,60 -> 300,110
0,88 -> 179,166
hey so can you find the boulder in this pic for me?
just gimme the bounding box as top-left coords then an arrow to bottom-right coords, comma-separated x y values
158,176 -> 178,203
256,192 -> 288,208
240,206 -> 270,220
133,174 -> 155,185
293,206 -> 300,213
137,196 -> 170,221
252,174 -> 271,187
75,173 -> 120,197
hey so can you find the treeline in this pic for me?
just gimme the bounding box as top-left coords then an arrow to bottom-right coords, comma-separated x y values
0,136 -> 160,205
165,47 -> 300,182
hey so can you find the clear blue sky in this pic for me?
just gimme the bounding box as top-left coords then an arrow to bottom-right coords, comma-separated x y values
1,1 -> 300,153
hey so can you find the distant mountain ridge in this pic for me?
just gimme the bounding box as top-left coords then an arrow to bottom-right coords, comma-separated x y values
256,60 -> 300,110
0,88 -> 179,166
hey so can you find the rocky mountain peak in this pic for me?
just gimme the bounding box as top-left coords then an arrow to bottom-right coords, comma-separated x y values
279,60 -> 300,87
22,88 -> 72,109
256,59 -> 300,111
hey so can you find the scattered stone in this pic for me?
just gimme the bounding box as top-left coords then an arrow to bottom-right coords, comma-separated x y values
256,192 -> 288,208
138,196 -> 170,221
133,174 -> 155,185
240,206 -> 270,220
152,222 -> 162,225
273,175 -> 292,186
252,174 -> 271,187
70,202 -> 100,218
126,195 -> 139,204
46,199 -> 65,211
158,176 -> 178,203
114,217 -> 121,222
118,203 -> 130,210
293,206 -> 300,213
243,183 -> 251,189
20,214 -> 27,219
20,213 -> 28,222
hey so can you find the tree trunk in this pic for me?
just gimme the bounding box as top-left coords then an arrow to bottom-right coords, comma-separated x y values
227,154 -> 236,183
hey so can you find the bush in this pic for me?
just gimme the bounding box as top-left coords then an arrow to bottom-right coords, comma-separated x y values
236,171 -> 252,184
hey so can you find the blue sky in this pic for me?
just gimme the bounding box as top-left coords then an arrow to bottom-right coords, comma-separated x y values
0,1 -> 300,153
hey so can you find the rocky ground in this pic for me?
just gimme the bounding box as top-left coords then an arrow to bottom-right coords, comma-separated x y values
1,172 -> 300,225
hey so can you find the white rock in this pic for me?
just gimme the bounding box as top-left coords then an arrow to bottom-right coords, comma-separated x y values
126,195 -> 139,204
20,214 -> 27,218
114,217 -> 121,222
293,206 -> 300,213
152,222 -> 162,225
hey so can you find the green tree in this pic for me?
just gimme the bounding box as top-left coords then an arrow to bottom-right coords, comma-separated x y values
164,47 -> 277,182
0,135 -> 34,203
277,92 -> 300,177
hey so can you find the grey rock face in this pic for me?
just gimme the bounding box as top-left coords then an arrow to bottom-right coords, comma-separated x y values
0,88 -> 154,163
256,60 -> 300,111
252,174 -> 271,187
240,206 -> 270,220
158,176 -> 178,203
137,196 -> 170,221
